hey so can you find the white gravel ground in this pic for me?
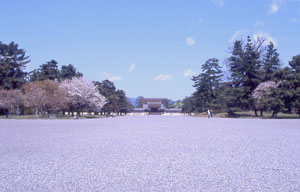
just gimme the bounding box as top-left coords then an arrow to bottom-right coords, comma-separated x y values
0,116 -> 300,191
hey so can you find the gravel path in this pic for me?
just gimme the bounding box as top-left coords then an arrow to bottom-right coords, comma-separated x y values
0,116 -> 300,191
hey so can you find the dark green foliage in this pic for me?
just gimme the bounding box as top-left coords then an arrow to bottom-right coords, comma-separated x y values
60,64 -> 83,80
135,96 -> 144,107
192,58 -> 223,111
29,62 -> 83,82
228,40 -> 244,87
169,100 -> 183,108
262,42 -> 281,81
227,37 -> 262,115
181,96 -> 196,114
289,54 -> 300,73
218,82 -> 243,116
242,37 -> 261,111
0,41 -> 30,89
287,56 -> 300,116
116,90 -> 133,113
268,88 -> 284,117
37,60 -> 60,81
29,69 -> 40,82
94,80 -> 132,114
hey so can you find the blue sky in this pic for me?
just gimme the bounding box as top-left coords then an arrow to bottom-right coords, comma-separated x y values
1,0 -> 300,100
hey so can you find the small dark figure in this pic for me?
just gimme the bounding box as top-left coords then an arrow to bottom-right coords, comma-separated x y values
7,111 -> 12,118
211,110 -> 214,118
105,113 -> 109,118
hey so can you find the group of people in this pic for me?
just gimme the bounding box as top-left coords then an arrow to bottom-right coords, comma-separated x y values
207,109 -> 214,119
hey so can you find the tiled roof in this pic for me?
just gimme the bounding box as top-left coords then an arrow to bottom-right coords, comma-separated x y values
148,103 -> 162,108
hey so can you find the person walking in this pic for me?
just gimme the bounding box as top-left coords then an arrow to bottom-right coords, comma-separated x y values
207,109 -> 211,119
211,109 -> 214,118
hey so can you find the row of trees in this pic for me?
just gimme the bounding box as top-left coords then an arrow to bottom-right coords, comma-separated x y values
182,36 -> 300,117
0,41 -> 132,117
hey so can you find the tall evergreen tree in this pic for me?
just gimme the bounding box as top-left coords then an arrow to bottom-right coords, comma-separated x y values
94,80 -> 119,113
38,60 -> 60,81
192,58 -> 223,111
262,41 -> 281,81
228,40 -> 244,87
227,40 -> 245,113
227,37 -> 262,115
94,80 -> 132,114
115,89 -> 131,114
0,41 -> 30,89
242,36 -> 261,112
60,64 -> 82,80
181,96 -> 196,115
288,55 -> 300,116
289,54 -> 300,73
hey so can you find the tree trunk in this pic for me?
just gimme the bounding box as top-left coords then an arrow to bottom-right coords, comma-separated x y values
254,109 -> 258,117
35,108 -> 39,118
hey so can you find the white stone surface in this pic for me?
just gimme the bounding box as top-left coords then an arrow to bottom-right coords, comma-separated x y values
0,116 -> 300,191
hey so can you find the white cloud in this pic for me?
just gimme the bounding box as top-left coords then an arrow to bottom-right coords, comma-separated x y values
254,21 -> 266,27
268,0 -> 286,14
128,64 -> 135,72
184,69 -> 196,77
186,37 -> 195,46
190,19 -> 203,27
154,74 -> 172,81
269,3 -> 279,14
109,76 -> 122,81
229,29 -> 248,43
211,0 -> 225,7
253,31 -> 278,46
291,17 -> 298,23
102,72 -> 122,81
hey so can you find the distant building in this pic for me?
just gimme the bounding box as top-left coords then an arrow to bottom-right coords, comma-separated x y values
132,97 -> 181,114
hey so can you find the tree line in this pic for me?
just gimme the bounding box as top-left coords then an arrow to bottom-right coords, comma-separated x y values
182,36 -> 300,117
0,41 -> 133,117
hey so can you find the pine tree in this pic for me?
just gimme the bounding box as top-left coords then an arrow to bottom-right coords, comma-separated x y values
262,41 -> 281,81
38,60 -> 60,81
60,64 -> 82,80
227,40 -> 245,113
242,36 -> 261,112
228,40 -> 244,87
227,37 -> 262,115
0,41 -> 30,89
192,58 -> 223,111
288,55 -> 300,116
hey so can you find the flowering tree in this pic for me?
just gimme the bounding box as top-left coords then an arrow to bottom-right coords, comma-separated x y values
0,89 -> 19,116
23,80 -> 69,116
23,83 -> 46,116
60,77 -> 107,115
252,81 -> 282,116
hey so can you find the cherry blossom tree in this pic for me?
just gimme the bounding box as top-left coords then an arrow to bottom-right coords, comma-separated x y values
252,81 -> 282,116
23,80 -> 69,116
0,89 -> 19,116
60,77 -> 107,115
22,83 -> 46,116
